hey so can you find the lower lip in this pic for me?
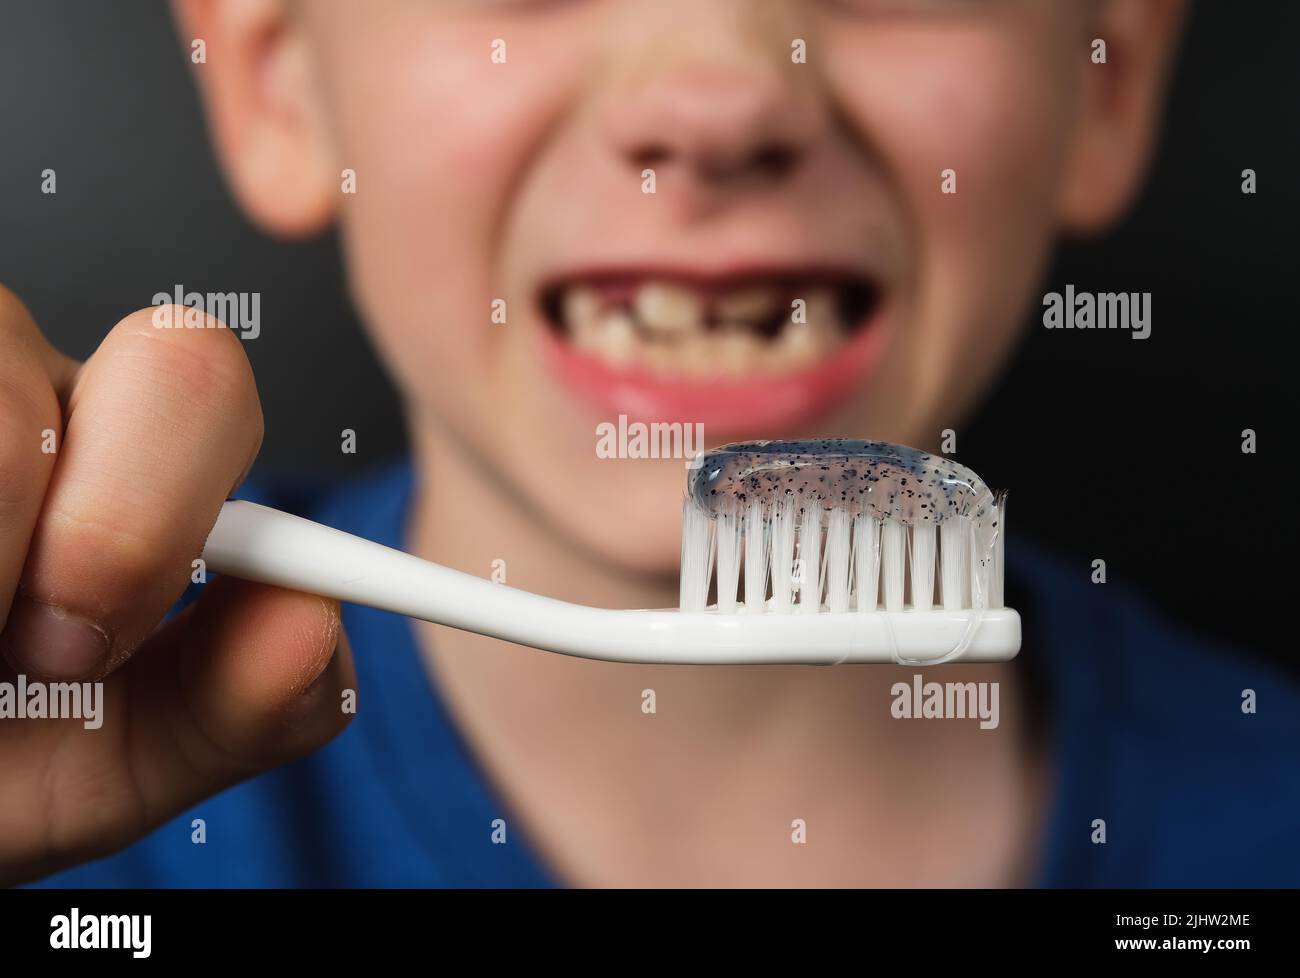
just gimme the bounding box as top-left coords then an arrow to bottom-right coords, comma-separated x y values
535,313 -> 889,433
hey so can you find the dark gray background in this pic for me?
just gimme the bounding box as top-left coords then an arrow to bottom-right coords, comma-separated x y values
1,1 -> 1296,662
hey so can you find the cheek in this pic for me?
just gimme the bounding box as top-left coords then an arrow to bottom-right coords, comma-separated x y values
826,22 -> 1078,423
828,24 -> 1076,247
308,12 -> 583,401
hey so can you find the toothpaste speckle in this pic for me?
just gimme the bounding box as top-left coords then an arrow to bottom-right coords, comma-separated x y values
688,439 -> 997,524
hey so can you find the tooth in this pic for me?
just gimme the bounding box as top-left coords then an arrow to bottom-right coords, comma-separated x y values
795,288 -> 839,329
598,310 -> 639,367
562,286 -> 603,330
715,329 -> 764,376
769,328 -> 817,371
643,342 -> 682,377
633,282 -> 704,335
770,318 -> 834,370
716,286 -> 778,323
571,315 -> 604,353
681,337 -> 720,377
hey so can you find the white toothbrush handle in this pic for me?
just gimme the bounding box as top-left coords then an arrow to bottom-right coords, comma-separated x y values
202,499 -> 509,627
201,500 -> 1020,665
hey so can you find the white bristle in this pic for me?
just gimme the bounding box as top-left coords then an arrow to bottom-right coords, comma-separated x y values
881,519 -> 906,612
769,497 -> 797,612
991,496 -> 1006,610
683,502 -> 1005,614
715,506 -> 741,613
825,508 -> 852,614
744,498 -> 769,612
970,515 -> 993,611
910,523 -> 936,612
853,513 -> 880,612
798,504 -> 821,613
941,517 -> 969,611
679,500 -> 713,612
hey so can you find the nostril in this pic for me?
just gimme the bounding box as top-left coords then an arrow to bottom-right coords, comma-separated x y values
695,141 -> 800,184
750,143 -> 798,179
632,145 -> 674,169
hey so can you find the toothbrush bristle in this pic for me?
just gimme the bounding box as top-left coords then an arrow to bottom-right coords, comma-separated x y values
854,512 -> 880,612
743,498 -> 768,612
769,497 -> 796,612
940,517 -> 970,612
797,503 -> 821,612
881,519 -> 906,612
911,522 -> 936,612
825,507 -> 851,614
679,440 -> 1007,614
679,499 -> 713,612
715,505 -> 741,613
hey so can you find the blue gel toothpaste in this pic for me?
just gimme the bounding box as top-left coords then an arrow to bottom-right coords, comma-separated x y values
680,440 -> 1006,616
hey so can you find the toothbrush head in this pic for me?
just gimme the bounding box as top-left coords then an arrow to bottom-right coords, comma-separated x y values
681,440 -> 1007,617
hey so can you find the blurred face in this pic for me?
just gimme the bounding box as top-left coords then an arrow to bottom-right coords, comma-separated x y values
188,0 -> 1176,573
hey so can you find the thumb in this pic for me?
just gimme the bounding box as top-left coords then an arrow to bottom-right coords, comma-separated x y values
147,576 -> 357,775
1,576 -> 355,884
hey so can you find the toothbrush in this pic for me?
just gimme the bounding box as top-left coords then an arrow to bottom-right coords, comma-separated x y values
200,440 -> 1020,666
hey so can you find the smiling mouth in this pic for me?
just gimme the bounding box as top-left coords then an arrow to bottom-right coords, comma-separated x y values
534,266 -> 890,432
539,271 -> 882,378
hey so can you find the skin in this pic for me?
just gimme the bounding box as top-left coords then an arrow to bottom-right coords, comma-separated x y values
0,0 -> 1182,886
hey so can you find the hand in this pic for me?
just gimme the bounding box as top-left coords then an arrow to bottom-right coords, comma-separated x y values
0,286 -> 355,886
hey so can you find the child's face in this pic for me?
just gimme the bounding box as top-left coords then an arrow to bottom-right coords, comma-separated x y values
189,0 -> 1177,573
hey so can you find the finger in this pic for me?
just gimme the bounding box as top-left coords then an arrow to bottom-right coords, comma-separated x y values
0,577 -> 354,886
0,288 -> 79,632
0,305 -> 263,681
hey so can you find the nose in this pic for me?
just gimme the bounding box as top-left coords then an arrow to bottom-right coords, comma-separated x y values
601,24 -> 822,188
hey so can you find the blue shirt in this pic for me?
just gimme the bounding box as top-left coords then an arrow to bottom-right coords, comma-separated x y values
31,463 -> 1300,887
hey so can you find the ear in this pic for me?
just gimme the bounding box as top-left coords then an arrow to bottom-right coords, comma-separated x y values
1057,0 -> 1187,235
171,0 -> 337,238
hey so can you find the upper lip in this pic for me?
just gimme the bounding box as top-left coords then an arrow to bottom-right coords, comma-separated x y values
535,258 -> 884,296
